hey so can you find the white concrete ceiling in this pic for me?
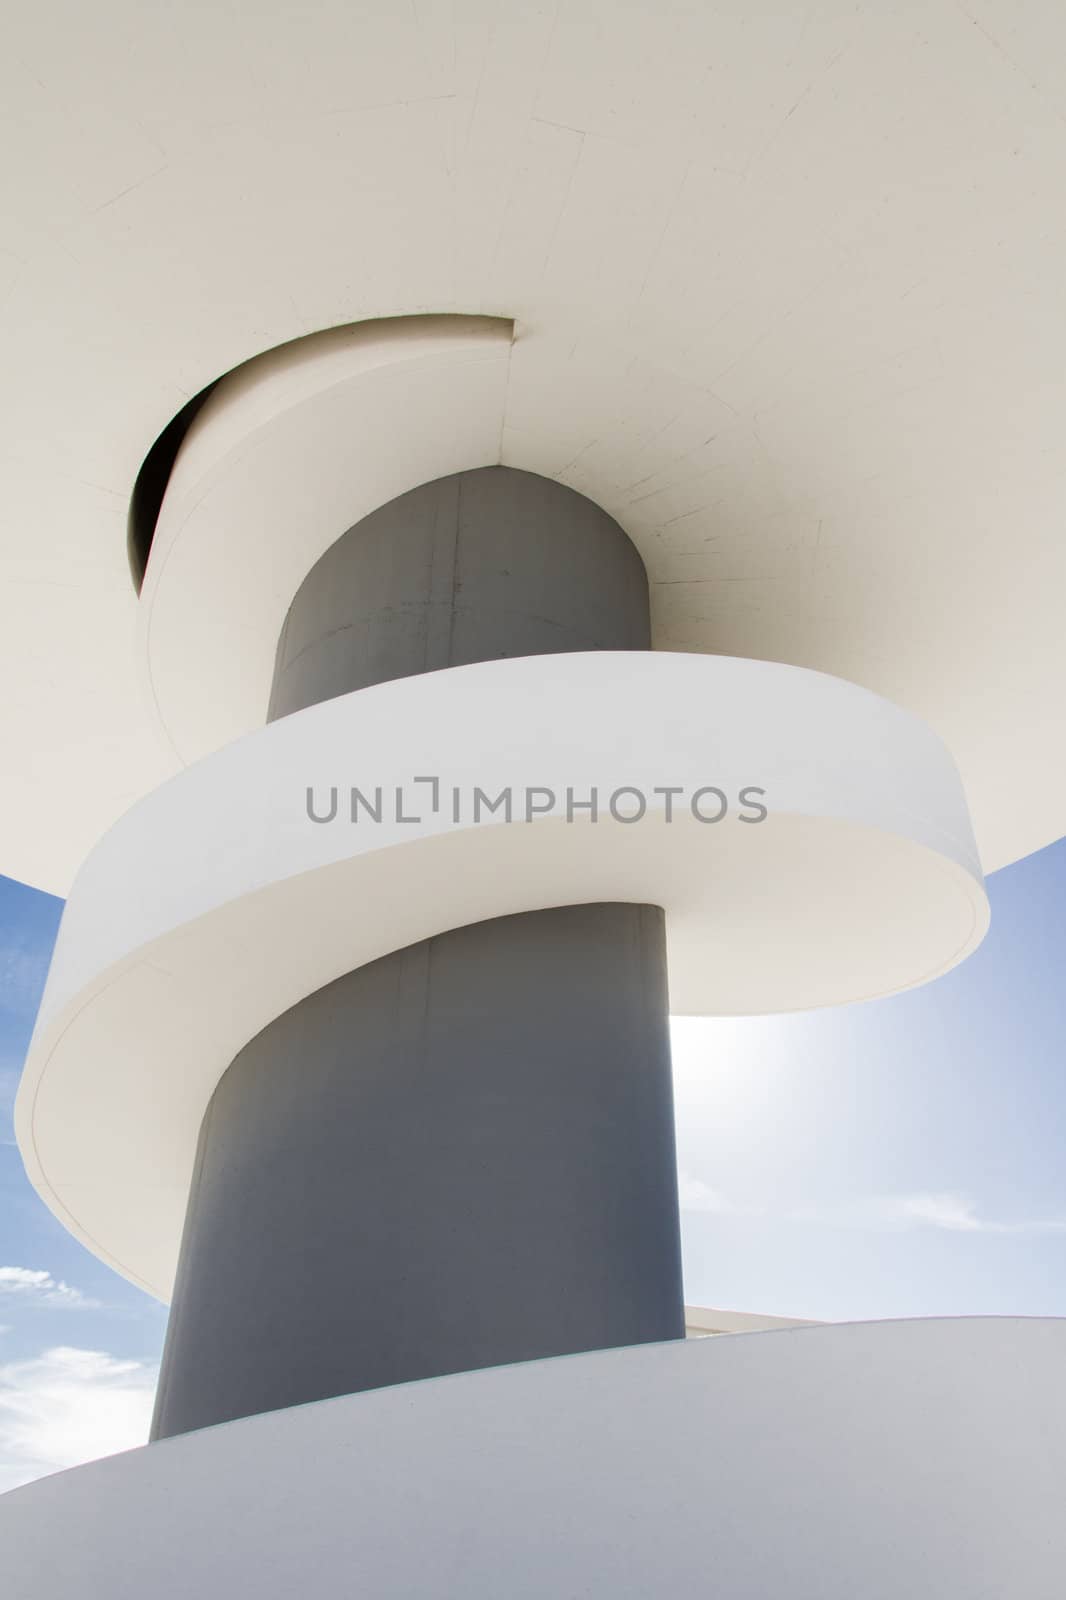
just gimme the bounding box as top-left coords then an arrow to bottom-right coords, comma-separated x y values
3,0 -> 1066,891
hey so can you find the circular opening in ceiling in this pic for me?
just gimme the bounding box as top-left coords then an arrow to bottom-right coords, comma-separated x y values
126,314 -> 515,595
127,384 -> 217,592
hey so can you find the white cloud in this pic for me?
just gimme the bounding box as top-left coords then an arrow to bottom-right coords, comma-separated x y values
0,1059 -> 21,1121
0,939 -> 48,1014
677,1173 -> 758,1215
0,1346 -> 157,1493
866,1191 -> 1066,1236
678,1181 -> 1066,1236
0,1267 -> 100,1309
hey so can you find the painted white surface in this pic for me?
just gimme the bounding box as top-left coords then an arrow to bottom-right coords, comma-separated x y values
16,652 -> 987,1298
2,1320 -> 1063,1597
142,315 -> 514,762
684,1305 -> 818,1336
3,2 -> 1066,888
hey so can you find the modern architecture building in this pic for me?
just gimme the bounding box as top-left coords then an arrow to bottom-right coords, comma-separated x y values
2,2 -> 1066,1592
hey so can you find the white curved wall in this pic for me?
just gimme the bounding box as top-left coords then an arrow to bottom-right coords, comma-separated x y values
142,314 -> 515,762
16,652 -> 987,1299
2,1319 -> 1062,1598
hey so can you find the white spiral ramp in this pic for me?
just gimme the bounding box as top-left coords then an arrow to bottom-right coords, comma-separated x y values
8,307 -> 998,1593
17,650 -> 986,1299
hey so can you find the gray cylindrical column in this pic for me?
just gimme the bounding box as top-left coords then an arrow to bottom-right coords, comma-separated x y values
151,467 -> 683,1442
267,465 -> 651,718
151,904 -> 680,1438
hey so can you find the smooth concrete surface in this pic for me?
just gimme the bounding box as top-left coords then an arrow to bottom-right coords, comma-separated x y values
684,1305 -> 819,1335
149,468 -> 676,1436
144,315 -> 515,765
151,904 -> 681,1439
268,465 -> 650,718
13,9 -> 1066,892
7,1321 -> 1066,1598
18,651 -> 988,1300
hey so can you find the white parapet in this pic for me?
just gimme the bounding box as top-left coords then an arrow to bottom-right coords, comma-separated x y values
1,1319 -> 1062,1597
684,1305 -> 820,1336
141,314 -> 516,764
16,651 -> 987,1298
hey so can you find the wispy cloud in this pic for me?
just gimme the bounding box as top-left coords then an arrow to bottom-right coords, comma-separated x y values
0,1268 -> 100,1310
677,1176 -> 1066,1236
858,1191 -> 1066,1236
0,1346 -> 157,1492
676,1173 -> 750,1214
0,937 -> 49,1017
0,1059 -> 22,1123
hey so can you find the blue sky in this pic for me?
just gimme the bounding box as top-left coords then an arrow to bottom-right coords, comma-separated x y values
0,875 -> 164,1489
676,836 -> 1066,1320
1,839 -> 1065,1486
